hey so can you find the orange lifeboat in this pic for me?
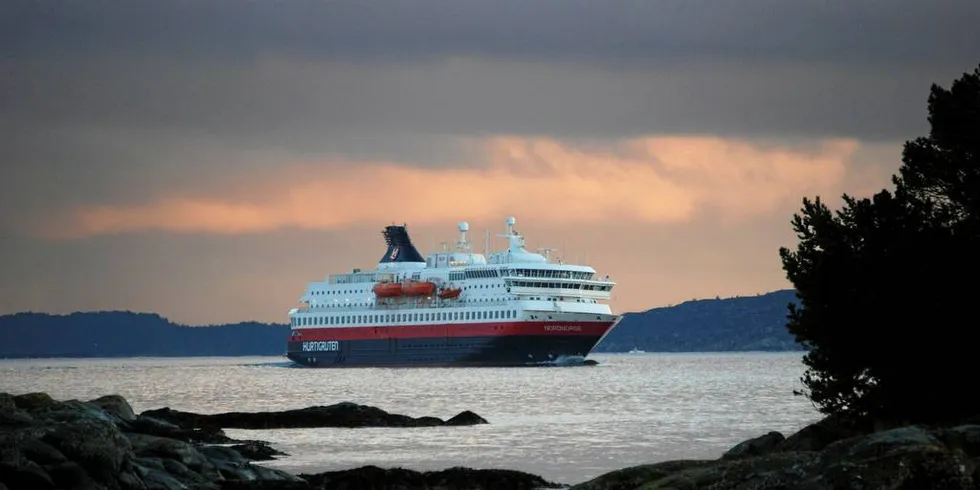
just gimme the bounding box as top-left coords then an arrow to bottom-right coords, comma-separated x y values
402,280 -> 436,296
438,287 -> 462,299
373,282 -> 403,297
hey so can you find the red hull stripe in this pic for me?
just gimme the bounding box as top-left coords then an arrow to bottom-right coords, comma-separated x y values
291,321 -> 613,341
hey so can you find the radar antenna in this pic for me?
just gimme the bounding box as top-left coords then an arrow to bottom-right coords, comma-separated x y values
536,247 -> 559,262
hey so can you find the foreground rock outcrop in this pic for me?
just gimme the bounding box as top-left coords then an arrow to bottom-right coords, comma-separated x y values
11,390 -> 979,489
572,415 -> 980,489
0,392 -> 523,490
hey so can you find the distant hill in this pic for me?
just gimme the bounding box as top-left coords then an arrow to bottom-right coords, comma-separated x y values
0,311 -> 289,358
0,290 -> 801,358
594,289 -> 801,353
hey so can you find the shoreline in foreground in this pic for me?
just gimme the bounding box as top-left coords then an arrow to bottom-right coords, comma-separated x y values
3,392 -> 977,489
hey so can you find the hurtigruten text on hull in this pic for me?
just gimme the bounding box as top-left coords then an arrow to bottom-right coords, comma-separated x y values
286,217 -> 621,367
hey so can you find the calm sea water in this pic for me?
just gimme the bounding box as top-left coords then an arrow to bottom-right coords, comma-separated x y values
0,353 -> 820,485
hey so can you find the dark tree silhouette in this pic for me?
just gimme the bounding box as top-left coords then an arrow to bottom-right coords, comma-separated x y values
779,64 -> 980,424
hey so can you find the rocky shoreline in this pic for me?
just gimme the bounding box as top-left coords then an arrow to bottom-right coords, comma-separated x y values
0,392 -> 555,490
3,392 -> 980,489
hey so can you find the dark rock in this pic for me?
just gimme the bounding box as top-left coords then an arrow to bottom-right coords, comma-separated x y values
40,414 -> 131,485
0,394 -> 16,412
42,461 -> 101,490
15,439 -> 67,466
220,482 -> 311,490
11,393 -> 57,412
228,442 -> 288,461
3,392 -> 532,490
125,415 -> 236,444
775,412 -> 870,452
195,445 -> 301,484
572,422 -> 980,490
1,392 -> 303,490
568,460 -> 716,490
88,395 -> 137,422
300,465 -> 563,490
138,465 -> 194,490
937,424 -> 980,457
0,459 -> 55,490
443,410 -> 489,426
721,430 -> 785,460
141,402 -> 488,430
0,410 -> 33,429
127,433 -> 218,479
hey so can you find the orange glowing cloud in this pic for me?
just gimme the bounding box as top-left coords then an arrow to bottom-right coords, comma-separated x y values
50,136 -> 858,239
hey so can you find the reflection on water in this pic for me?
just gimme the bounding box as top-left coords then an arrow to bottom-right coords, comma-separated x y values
0,352 -> 819,484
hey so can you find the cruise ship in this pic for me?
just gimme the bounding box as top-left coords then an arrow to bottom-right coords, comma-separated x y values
286,217 -> 622,367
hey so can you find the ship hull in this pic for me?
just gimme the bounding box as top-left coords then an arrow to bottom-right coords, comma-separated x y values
286,320 -> 618,368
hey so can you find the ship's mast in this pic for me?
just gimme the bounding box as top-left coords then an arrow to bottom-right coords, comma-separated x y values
455,222 -> 471,251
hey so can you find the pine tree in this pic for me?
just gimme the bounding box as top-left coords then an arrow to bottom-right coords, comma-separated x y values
779,64 -> 980,424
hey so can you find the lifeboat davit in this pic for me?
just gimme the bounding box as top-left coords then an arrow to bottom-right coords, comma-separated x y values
402,280 -> 436,296
373,282 -> 403,297
438,287 -> 462,299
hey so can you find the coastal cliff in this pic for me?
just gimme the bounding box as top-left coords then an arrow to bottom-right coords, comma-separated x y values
3,392 -> 979,489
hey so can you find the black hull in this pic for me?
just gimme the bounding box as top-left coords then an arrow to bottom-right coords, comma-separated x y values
286,334 -> 604,368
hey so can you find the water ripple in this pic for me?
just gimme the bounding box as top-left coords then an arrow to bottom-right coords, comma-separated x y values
0,352 -> 820,483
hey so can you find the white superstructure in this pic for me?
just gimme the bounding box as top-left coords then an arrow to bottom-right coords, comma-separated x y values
287,217 -> 618,330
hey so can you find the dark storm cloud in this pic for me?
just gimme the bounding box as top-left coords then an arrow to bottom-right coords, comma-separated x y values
5,0 -> 977,65
3,0 -> 976,142
1,0 -> 977,233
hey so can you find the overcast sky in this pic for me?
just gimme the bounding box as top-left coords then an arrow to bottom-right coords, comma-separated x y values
2,0 -> 977,323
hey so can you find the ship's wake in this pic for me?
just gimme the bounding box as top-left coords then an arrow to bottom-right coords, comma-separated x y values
240,361 -> 297,369
531,355 -> 595,367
